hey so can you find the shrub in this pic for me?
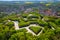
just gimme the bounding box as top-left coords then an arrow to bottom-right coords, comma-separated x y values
29,26 -> 42,34
5,22 -> 14,29
19,22 -> 30,28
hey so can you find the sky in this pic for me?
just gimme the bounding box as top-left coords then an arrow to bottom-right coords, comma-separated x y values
0,0 -> 60,1
0,0 -> 46,1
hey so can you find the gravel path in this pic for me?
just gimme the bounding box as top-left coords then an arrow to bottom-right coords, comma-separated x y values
13,21 -> 19,30
25,27 -> 36,35
51,27 -> 55,30
8,20 -> 54,36
37,27 -> 44,36
13,21 -> 44,36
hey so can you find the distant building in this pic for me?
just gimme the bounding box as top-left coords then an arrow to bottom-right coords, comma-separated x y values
24,8 -> 33,13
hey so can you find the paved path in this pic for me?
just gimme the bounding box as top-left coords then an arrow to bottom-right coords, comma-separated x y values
13,21 -> 19,30
37,27 -> 44,36
51,27 -> 55,30
25,27 -> 36,35
13,21 -> 44,36
8,20 -> 55,36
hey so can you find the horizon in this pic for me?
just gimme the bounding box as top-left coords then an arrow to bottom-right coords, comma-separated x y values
0,0 -> 60,1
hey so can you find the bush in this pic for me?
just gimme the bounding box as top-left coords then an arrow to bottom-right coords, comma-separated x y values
19,22 -> 30,28
29,26 -> 42,34
55,19 -> 60,25
5,22 -> 14,29
38,20 -> 48,27
49,22 -> 57,29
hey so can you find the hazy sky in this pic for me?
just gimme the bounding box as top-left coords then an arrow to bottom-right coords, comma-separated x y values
0,0 -> 47,1
0,0 -> 60,1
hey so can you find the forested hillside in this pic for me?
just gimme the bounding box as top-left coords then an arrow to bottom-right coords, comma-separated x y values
0,11 -> 60,40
